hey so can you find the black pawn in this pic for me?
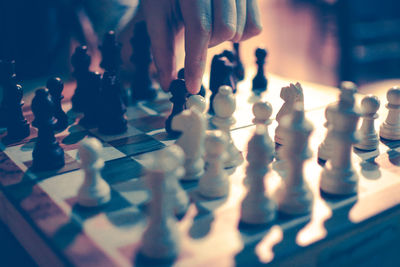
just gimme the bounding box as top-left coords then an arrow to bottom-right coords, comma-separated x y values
31,89 -> 64,171
130,22 -> 157,101
208,55 -> 235,114
71,46 -> 91,111
98,72 -> 127,135
3,84 -> 30,143
47,77 -> 68,131
165,79 -> 187,136
99,31 -> 122,73
79,72 -> 102,128
177,68 -> 205,98
252,48 -> 268,94
0,60 -> 18,127
233,43 -> 245,81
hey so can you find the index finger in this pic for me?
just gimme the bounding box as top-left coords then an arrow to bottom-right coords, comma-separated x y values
179,0 -> 212,94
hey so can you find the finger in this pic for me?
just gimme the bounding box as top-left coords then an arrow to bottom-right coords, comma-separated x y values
241,0 -> 263,41
209,0 -> 237,47
231,0 -> 246,42
179,0 -> 212,94
142,1 -> 177,92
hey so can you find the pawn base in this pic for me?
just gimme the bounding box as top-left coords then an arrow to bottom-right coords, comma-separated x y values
320,162 -> 358,195
32,145 -> 65,171
240,196 -> 276,224
354,135 -> 379,151
78,186 -> 111,207
380,123 -> 400,141
274,184 -> 313,215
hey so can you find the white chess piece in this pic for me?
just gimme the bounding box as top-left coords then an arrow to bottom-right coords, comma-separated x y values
186,94 -> 206,113
77,138 -> 111,207
140,145 -> 185,260
380,86 -> 400,141
274,103 -> 314,215
198,130 -> 230,198
240,125 -> 276,224
252,101 -> 274,146
211,85 -> 243,168
355,95 -> 380,150
320,82 -> 360,195
163,145 -> 189,215
172,108 -> 206,181
275,82 -> 304,145
318,103 -> 336,161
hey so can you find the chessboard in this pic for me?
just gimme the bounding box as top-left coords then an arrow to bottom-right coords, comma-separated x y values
0,69 -> 400,267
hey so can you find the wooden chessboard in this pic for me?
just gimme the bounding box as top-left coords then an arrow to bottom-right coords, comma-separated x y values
0,70 -> 400,267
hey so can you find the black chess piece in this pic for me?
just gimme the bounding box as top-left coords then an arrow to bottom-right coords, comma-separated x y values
0,60 -> 18,127
221,48 -> 243,86
252,48 -> 268,94
47,77 -> 68,131
208,55 -> 235,114
98,71 -> 127,135
31,89 -> 65,171
99,31 -> 122,73
3,84 -> 30,143
165,79 -> 187,136
130,22 -> 157,101
71,46 -> 91,112
79,72 -> 102,128
177,68 -> 205,98
233,42 -> 245,82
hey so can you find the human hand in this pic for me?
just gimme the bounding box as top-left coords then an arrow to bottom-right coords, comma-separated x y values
141,0 -> 262,94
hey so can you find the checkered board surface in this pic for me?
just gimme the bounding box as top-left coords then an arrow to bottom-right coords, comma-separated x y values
0,72 -> 400,267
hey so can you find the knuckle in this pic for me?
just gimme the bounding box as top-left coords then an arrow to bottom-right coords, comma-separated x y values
231,32 -> 243,43
246,22 -> 263,37
191,20 -> 212,37
215,22 -> 236,41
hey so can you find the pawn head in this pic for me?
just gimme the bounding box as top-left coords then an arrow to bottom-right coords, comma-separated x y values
46,77 -> 63,92
361,95 -> 380,115
255,48 -> 267,59
252,101 -> 273,123
387,86 -> 400,105
78,138 -> 103,165
186,95 -> 206,113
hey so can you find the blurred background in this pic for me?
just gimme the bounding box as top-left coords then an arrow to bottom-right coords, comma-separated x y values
1,0 -> 400,87
0,0 -> 400,266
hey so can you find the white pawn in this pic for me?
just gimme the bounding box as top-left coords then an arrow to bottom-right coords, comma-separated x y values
240,125 -> 276,224
318,103 -> 336,161
274,103 -> 314,215
211,85 -> 243,168
140,145 -> 185,260
163,145 -> 189,215
275,82 -> 304,145
186,94 -> 206,113
320,81 -> 360,195
355,95 -> 380,150
380,86 -> 400,141
198,130 -> 230,198
77,138 -> 111,207
172,108 -> 206,181
252,101 -> 274,146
